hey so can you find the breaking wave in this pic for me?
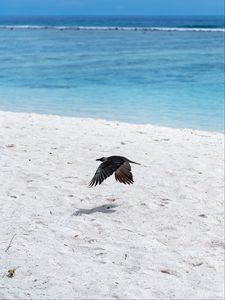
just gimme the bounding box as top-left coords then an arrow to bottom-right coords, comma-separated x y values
0,25 -> 224,32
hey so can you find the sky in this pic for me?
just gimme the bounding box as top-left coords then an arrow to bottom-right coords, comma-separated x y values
0,0 -> 224,16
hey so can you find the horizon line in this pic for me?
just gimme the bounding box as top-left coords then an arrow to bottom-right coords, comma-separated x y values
0,14 -> 224,17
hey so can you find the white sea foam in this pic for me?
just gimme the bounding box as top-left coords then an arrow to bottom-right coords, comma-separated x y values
0,25 -> 224,32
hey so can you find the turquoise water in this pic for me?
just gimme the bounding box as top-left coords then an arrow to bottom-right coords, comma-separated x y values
0,16 -> 224,132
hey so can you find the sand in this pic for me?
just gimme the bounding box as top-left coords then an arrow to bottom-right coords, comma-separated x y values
0,111 -> 224,299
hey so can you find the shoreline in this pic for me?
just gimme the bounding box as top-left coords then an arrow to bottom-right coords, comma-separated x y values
0,110 -> 224,299
0,110 -> 224,136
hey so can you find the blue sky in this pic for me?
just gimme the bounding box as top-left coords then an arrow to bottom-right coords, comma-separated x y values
0,0 -> 224,16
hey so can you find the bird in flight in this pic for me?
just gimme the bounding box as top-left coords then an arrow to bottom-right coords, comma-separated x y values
89,156 -> 140,187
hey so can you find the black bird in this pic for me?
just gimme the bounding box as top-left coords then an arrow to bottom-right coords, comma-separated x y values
89,156 -> 140,187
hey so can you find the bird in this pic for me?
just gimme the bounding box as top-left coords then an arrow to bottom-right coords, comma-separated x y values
89,156 -> 140,187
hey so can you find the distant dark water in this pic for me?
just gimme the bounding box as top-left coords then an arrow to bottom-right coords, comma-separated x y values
0,15 -> 224,29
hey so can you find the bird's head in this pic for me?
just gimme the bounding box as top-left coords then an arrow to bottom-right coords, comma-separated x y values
96,157 -> 106,162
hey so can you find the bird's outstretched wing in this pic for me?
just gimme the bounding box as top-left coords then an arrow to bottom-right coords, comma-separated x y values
89,160 -> 122,187
115,161 -> 134,184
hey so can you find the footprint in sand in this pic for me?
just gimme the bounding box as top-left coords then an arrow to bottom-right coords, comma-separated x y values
159,198 -> 171,207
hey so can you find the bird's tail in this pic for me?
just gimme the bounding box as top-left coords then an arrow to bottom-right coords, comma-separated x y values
128,160 -> 141,165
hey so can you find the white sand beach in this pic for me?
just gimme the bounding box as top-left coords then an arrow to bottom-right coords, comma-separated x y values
0,111 -> 224,299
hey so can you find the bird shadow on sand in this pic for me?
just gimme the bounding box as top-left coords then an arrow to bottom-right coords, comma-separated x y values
72,204 -> 118,216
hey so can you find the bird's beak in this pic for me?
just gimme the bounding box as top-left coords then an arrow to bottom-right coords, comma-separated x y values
96,158 -> 101,161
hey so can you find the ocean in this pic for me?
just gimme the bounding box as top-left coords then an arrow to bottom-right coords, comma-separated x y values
0,16 -> 224,132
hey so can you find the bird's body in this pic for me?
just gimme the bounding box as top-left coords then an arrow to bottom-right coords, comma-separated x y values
89,156 -> 140,187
